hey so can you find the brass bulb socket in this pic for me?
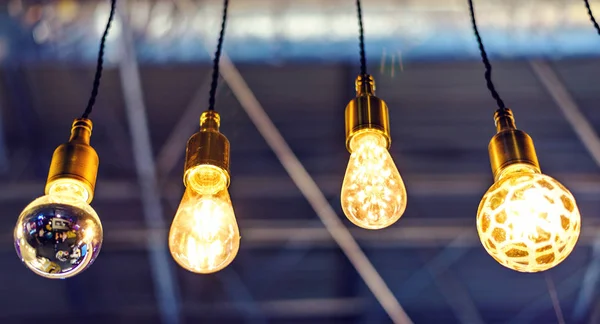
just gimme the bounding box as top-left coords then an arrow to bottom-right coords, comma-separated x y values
345,75 -> 391,152
45,118 -> 99,203
488,108 -> 540,180
183,110 -> 231,187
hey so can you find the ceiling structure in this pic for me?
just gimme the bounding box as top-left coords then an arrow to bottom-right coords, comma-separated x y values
1,0 -> 600,63
1,0 -> 600,323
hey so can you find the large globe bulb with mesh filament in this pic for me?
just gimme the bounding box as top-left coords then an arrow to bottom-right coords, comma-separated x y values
476,163 -> 580,272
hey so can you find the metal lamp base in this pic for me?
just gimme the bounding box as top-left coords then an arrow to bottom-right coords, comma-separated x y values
183,110 -> 231,187
488,108 -> 540,180
344,75 -> 391,152
45,118 -> 99,203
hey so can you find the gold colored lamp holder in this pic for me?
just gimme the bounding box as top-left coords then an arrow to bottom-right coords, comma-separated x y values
488,108 -> 540,180
344,74 -> 391,152
183,110 -> 231,187
45,118 -> 99,203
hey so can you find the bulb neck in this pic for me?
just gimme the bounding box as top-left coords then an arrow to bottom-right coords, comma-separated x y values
184,111 -> 231,188
45,118 -> 99,203
345,75 -> 391,152
69,118 -> 92,144
47,178 -> 90,202
494,108 -> 517,132
488,108 -> 540,181
200,110 -> 221,132
349,129 -> 388,152
496,163 -> 540,181
355,74 -> 376,97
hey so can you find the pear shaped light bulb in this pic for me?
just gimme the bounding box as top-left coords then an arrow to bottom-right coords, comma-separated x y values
14,179 -> 103,279
169,165 -> 240,274
477,163 -> 581,272
341,130 -> 407,229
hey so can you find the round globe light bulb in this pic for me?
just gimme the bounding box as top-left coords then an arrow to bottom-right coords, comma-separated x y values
169,165 -> 240,274
477,163 -> 581,272
341,130 -> 407,229
14,179 -> 103,279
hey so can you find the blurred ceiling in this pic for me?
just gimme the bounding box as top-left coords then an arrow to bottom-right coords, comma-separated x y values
1,0 -> 600,63
1,0 -> 600,324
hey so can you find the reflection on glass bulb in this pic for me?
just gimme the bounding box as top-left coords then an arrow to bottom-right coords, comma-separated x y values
477,164 -> 581,272
169,165 -> 240,274
341,130 -> 407,229
14,179 -> 103,279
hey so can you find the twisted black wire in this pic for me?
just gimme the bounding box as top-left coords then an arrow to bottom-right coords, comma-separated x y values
208,0 -> 230,111
468,0 -> 506,110
356,0 -> 367,77
584,0 -> 600,36
82,0 -> 117,119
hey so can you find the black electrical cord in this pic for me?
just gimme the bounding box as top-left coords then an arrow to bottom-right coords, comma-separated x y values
467,0 -> 506,111
208,0 -> 230,111
82,0 -> 117,119
356,0 -> 367,77
584,0 -> 600,36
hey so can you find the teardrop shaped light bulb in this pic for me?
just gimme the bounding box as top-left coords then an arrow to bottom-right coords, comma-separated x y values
477,163 -> 581,272
14,179 -> 103,279
341,130 -> 407,229
169,165 -> 240,274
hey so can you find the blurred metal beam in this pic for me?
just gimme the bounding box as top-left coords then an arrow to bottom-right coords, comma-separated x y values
429,268 -> 485,324
216,269 -> 268,324
529,60 -> 600,173
92,223 -> 600,248
0,296 -> 366,319
217,54 -> 412,324
0,219 -> 600,252
182,297 -> 367,318
2,172 -> 600,201
400,232 -> 472,299
398,234 -> 475,323
545,274 -> 566,324
588,300 -> 600,324
508,266 -> 587,324
118,5 -> 181,324
4,221 -> 600,250
530,60 -> 600,322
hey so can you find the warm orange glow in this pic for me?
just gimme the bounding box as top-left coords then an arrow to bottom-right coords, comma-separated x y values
169,165 -> 239,274
47,178 -> 90,202
477,164 -> 581,272
341,130 -> 407,229
185,164 -> 229,195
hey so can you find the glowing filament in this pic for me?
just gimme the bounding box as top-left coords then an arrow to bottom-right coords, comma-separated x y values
341,131 -> 407,229
477,164 -> 581,272
169,165 -> 240,274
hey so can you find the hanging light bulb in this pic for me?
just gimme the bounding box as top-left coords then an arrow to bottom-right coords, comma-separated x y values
169,111 -> 240,274
341,75 -> 407,230
476,109 -> 581,272
13,0 -> 114,279
14,119 -> 103,279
